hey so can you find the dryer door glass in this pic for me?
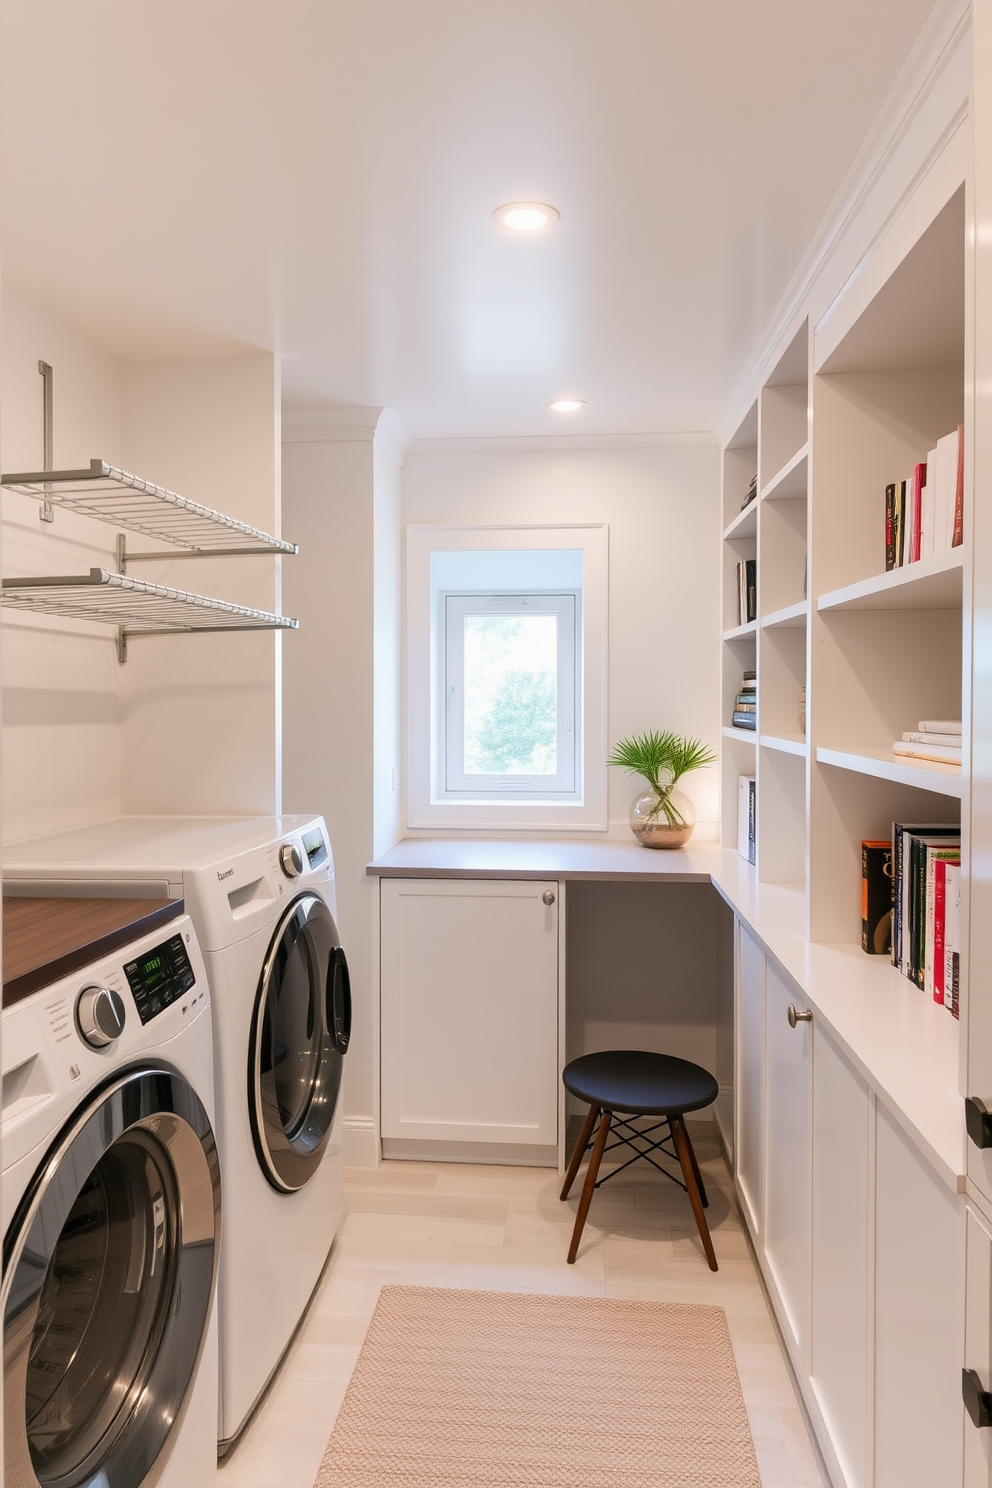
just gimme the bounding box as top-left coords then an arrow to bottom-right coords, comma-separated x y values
249,892 -> 350,1192
3,1068 -> 220,1488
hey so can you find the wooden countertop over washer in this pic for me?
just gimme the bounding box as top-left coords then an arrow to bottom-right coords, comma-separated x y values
2,896 -> 186,1007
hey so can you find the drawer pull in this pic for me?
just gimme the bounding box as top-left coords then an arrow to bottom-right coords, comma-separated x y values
965,1097 -> 992,1150
787,1004 -> 812,1028
542,891 -> 556,907
963,1368 -> 992,1428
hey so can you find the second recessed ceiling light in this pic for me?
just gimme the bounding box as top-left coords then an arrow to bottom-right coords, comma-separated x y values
493,202 -> 560,232
548,399 -> 586,413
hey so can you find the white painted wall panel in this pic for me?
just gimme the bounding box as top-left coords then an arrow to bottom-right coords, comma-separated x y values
763,956 -> 811,1356
736,922 -> 764,1238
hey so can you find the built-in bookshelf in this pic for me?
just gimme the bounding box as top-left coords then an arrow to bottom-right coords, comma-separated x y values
720,325 -> 810,890
721,174 -> 966,955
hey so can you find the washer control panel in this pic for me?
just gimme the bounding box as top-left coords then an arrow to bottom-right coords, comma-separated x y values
123,933 -> 196,1026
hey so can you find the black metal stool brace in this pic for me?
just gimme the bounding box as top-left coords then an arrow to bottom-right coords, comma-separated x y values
560,1050 -> 720,1271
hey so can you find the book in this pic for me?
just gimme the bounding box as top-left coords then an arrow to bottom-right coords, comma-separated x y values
935,428 -> 960,554
944,861 -> 961,1018
885,483 -> 897,571
925,846 -> 959,998
735,561 -> 756,626
910,461 -> 926,563
920,446 -> 938,561
918,720 -> 961,734
861,840 -> 893,955
952,423 -> 964,548
738,777 -> 756,864
932,855 -> 960,1006
732,713 -> 757,730
893,479 -> 907,567
901,731 -> 962,747
892,741 -> 961,766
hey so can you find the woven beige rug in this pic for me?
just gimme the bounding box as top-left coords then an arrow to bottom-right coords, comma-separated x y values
314,1286 -> 762,1487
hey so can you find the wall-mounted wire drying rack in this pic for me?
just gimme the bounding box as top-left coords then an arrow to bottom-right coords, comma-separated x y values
2,568 -> 299,664
0,459 -> 298,558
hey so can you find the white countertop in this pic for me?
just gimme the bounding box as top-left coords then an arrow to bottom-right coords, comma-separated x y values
367,837 -> 966,1192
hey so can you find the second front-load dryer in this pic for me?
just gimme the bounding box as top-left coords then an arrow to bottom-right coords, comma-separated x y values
4,814 -> 351,1454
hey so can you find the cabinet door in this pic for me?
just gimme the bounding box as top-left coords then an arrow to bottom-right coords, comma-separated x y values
874,1104 -> 964,1488
380,878 -> 559,1149
965,1205 -> 992,1488
763,957 -> 811,1358
736,922 -> 765,1238
810,1026 -> 871,1488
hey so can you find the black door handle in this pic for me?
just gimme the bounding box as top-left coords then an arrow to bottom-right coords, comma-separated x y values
965,1097 -> 992,1150
963,1369 -> 992,1428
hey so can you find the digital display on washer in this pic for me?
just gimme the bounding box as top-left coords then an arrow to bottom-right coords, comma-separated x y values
123,934 -> 196,1025
302,827 -> 327,869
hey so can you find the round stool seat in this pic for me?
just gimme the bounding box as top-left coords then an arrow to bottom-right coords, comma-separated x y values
562,1050 -> 718,1117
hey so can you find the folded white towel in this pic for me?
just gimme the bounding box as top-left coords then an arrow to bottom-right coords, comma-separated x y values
916,720 -> 962,735
893,741 -> 962,766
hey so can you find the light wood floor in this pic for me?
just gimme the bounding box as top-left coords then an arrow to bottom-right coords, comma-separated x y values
218,1131 -> 828,1488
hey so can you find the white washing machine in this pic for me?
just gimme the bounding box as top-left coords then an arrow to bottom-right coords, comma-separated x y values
1,911 -> 220,1488
5,814 -> 351,1455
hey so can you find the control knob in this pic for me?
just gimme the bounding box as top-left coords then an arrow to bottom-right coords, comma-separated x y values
279,843 -> 304,878
76,985 -> 126,1048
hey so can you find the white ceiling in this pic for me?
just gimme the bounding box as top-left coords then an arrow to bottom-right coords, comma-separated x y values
0,1 -> 939,439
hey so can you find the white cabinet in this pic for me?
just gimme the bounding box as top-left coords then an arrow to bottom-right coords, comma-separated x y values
736,922 -> 765,1237
763,957 -> 811,1358
965,1205 -> 992,1487
810,1026 -> 871,1488
380,878 -> 560,1159
873,1104 -> 964,1488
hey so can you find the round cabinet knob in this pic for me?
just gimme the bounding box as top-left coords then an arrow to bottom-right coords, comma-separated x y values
279,843 -> 304,878
542,890 -> 556,906
787,1004 -> 812,1028
77,985 -> 126,1048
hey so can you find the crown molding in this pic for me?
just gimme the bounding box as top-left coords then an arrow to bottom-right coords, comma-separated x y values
717,0 -> 970,447
282,405 -> 412,465
409,430 -> 715,455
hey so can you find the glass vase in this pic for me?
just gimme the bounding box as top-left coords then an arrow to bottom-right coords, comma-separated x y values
629,783 -> 695,849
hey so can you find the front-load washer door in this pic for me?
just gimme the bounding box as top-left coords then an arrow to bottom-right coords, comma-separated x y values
248,892 -> 351,1193
2,1066 -> 221,1488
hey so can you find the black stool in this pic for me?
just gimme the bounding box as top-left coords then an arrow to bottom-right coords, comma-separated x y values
560,1050 -> 719,1271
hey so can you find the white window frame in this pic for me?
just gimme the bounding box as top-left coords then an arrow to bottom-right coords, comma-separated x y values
406,524 -> 608,831
442,591 -> 578,797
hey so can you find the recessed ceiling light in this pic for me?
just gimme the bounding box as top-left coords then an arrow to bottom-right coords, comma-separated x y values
548,398 -> 585,413
492,202 -> 560,233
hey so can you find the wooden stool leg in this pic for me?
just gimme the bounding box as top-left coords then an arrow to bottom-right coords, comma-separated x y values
560,1103 -> 599,1200
672,1115 -> 718,1272
678,1118 -> 709,1208
566,1109 -> 611,1264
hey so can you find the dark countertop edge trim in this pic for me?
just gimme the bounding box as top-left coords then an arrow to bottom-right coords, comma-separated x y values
365,864 -> 714,883
3,898 -> 185,1008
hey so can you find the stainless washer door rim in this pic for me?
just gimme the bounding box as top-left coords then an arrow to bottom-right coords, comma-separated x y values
248,893 -> 348,1193
3,1066 -> 221,1488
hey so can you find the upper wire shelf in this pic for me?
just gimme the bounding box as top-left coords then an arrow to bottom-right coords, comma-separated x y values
2,568 -> 299,637
0,459 -> 297,556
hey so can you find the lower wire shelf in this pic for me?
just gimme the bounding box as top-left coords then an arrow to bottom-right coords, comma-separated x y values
2,568 -> 299,663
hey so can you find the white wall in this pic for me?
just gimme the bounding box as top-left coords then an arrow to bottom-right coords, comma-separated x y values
401,439 -> 722,835
119,354 -> 282,815
281,412 -> 404,1167
1,290 -> 122,840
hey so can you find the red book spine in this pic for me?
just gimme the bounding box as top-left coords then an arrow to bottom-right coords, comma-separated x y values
952,423 -> 964,548
933,858 -> 947,1004
912,461 -> 926,563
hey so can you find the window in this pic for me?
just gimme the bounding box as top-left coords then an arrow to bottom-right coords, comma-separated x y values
442,591 -> 577,796
406,525 -> 608,830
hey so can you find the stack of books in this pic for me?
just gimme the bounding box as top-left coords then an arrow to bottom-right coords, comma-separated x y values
735,561 -> 756,626
863,827 -> 961,1014
731,672 -> 756,730
884,424 -> 964,570
892,720 -> 962,770
740,472 -> 757,511
867,823 -> 962,1018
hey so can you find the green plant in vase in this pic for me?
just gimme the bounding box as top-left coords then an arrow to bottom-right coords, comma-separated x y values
607,729 -> 717,849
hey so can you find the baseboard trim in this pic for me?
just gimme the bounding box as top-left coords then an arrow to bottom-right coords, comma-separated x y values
382,1137 -> 558,1167
343,1116 -> 380,1168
